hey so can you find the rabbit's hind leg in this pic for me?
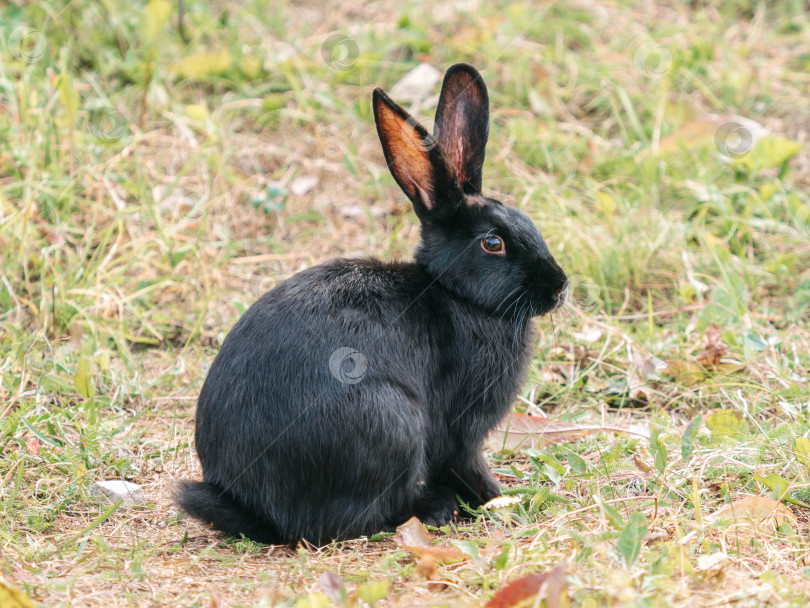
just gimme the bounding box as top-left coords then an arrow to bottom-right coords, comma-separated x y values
295,385 -> 429,543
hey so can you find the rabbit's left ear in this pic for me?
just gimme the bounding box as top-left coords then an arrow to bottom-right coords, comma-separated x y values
434,63 -> 490,194
373,88 -> 464,222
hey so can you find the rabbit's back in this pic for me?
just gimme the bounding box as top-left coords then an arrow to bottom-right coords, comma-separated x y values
193,259 -> 442,541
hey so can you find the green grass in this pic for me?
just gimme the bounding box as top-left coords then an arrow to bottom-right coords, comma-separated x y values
1,0 -> 809,606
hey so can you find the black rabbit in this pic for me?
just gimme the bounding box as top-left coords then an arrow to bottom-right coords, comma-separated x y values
177,63 -> 568,545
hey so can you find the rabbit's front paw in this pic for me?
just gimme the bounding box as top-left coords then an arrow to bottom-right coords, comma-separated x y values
476,471 -> 501,504
414,484 -> 459,526
443,455 -> 501,507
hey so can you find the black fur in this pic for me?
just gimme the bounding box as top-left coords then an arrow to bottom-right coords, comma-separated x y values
176,63 -> 568,545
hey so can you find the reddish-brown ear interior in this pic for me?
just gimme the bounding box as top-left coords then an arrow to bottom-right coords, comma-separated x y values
434,64 -> 489,194
373,88 -> 438,209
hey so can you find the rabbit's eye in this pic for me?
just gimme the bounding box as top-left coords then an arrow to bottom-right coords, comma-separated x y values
481,235 -> 505,256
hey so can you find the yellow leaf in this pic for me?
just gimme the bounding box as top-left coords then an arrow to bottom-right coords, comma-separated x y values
239,55 -> 263,80
732,135 -> 801,173
357,581 -> 390,603
0,579 -> 35,608
706,410 -> 747,438
794,437 -> 810,467
185,104 -> 209,122
759,182 -> 779,202
294,593 -> 331,608
754,473 -> 788,499
56,73 -> 79,126
170,50 -> 232,80
709,495 -> 795,528
140,0 -> 172,43
73,359 -> 95,399
594,190 -> 617,219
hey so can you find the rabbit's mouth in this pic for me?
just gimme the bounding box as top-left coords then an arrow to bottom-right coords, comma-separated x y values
530,275 -> 569,317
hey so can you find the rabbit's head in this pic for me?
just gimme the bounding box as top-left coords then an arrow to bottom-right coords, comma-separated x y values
374,63 -> 568,318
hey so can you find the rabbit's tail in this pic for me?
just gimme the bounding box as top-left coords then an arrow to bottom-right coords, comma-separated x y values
176,480 -> 282,544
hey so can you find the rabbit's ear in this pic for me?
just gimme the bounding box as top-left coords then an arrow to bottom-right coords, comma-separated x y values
434,63 -> 489,194
374,88 -> 463,222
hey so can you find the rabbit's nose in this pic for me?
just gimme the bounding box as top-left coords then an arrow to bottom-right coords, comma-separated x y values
556,278 -> 569,304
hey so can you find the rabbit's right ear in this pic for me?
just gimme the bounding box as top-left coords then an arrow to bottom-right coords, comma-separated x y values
434,64 -> 489,195
373,88 -> 464,222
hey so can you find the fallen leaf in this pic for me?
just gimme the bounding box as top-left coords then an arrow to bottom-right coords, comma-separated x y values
485,562 -> 568,608
488,412 -> 649,452
731,135 -> 801,173
696,323 -> 728,367
394,516 -> 434,547
0,580 -> 35,608
706,409 -> 747,438
633,454 -> 653,474
415,554 -> 439,579
393,517 -> 467,564
483,495 -> 521,510
754,473 -> 788,500
657,118 -> 720,154
656,114 -> 767,159
295,592 -> 331,608
140,0 -> 172,43
709,495 -> 795,528
794,437 -> 810,467
356,580 -> 390,603
290,176 -> 319,197
170,50 -> 232,80
696,551 -> 728,581
318,572 -> 345,605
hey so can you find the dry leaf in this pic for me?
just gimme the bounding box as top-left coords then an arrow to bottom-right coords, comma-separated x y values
485,562 -> 568,608
415,554 -> 439,579
696,323 -> 728,368
393,517 -> 467,564
633,454 -> 653,474
658,118 -> 721,153
0,579 -> 35,608
656,114 -> 766,158
290,176 -> 319,197
696,551 -> 728,581
483,495 -> 521,510
318,571 -> 345,605
709,495 -> 795,528
488,412 -> 649,451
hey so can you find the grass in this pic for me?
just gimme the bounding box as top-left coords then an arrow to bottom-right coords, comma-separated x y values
1,0 -> 809,606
